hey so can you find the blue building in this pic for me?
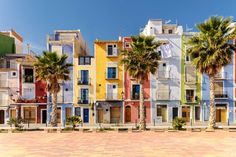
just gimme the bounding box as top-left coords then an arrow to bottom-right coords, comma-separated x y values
202,57 -> 234,124
46,30 -> 89,125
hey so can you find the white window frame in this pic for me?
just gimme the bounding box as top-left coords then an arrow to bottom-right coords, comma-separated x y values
106,83 -> 118,100
185,88 -> 196,102
106,44 -> 118,57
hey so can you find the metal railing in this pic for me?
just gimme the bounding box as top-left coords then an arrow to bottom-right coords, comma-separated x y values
215,72 -> 227,79
185,96 -> 197,103
77,97 -> 90,104
131,93 -> 140,100
77,78 -> 91,85
215,91 -> 228,99
106,93 -> 118,100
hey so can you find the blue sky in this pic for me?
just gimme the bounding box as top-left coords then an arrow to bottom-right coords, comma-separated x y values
0,0 -> 236,54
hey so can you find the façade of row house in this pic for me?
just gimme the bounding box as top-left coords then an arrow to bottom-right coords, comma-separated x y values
0,30 -> 47,124
123,37 -> 151,124
47,30 -> 90,125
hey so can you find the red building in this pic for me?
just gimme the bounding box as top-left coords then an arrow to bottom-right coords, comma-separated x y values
123,37 -> 151,124
9,55 -> 47,124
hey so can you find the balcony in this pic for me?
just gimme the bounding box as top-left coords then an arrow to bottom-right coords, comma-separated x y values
156,90 -> 171,100
185,76 -> 197,84
77,78 -> 90,85
23,75 -> 34,83
157,69 -> 170,80
186,96 -> 198,103
131,93 -> 140,100
215,72 -> 227,79
215,91 -> 228,99
77,97 -> 89,104
106,93 -> 118,100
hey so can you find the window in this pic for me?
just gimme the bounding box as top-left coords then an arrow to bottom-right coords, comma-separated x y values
23,68 -> 34,83
23,88 -> 35,99
168,29 -> 173,34
157,83 -> 170,100
107,67 -> 117,79
185,66 -> 196,82
132,84 -> 140,100
186,89 -> 195,102
106,84 -> 117,100
195,106 -> 201,121
185,55 -> 191,62
156,105 -> 167,122
79,70 -> 89,84
80,89 -> 89,104
23,107 -> 36,123
79,56 -> 91,65
107,44 -> 118,56
125,42 -> 130,48
74,107 -> 81,116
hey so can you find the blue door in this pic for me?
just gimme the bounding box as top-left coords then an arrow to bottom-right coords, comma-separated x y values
83,108 -> 89,123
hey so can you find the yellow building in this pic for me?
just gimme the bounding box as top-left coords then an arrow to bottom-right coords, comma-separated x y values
74,56 -> 95,125
94,39 -> 124,124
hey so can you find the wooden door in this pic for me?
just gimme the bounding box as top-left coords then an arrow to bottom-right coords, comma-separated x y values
10,109 -> 16,119
0,110 -> 4,124
125,106 -> 131,122
56,108 -> 61,123
182,106 -> 190,122
221,109 -> 227,123
110,107 -> 120,123
98,109 -> 103,123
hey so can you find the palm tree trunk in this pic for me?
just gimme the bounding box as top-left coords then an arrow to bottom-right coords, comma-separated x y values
139,81 -> 146,130
51,92 -> 58,127
208,75 -> 216,130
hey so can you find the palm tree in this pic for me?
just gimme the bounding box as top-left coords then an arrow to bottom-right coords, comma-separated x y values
34,51 -> 72,127
187,16 -> 236,130
120,35 -> 161,130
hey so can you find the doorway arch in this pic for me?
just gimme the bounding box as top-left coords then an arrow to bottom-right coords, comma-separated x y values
125,106 -> 131,123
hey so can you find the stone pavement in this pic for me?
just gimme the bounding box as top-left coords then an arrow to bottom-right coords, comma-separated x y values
0,131 -> 235,157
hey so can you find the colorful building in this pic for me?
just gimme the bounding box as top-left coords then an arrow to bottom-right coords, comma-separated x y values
94,39 -> 124,124
47,30 -> 89,125
141,19 -> 183,124
74,55 -> 95,125
123,37 -> 151,124
0,53 -> 47,125
181,32 -> 202,124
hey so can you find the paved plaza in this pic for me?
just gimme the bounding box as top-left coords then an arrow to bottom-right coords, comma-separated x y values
0,131 -> 236,157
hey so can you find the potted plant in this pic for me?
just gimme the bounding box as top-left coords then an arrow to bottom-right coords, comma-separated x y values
7,118 -> 24,132
172,117 -> 186,130
66,116 -> 82,130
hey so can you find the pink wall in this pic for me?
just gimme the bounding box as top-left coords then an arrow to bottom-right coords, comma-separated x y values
123,37 -> 151,123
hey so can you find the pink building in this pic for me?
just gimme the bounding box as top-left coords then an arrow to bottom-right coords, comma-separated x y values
123,37 -> 151,124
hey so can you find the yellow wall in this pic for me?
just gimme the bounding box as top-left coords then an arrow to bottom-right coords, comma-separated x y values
73,57 -> 95,124
95,41 -> 123,100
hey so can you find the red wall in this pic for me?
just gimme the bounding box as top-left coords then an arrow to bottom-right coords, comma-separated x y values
123,37 -> 151,123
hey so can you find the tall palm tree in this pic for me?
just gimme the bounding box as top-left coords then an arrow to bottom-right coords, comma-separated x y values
120,35 -> 161,130
34,51 -> 72,127
187,16 -> 236,129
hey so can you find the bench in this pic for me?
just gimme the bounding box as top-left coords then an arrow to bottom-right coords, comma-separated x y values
147,126 -> 172,132
75,126 -> 99,132
0,127 -> 16,133
39,127 -> 64,133
184,126 -> 207,132
110,126 -> 134,132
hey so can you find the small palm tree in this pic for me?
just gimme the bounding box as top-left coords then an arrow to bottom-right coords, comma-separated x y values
187,16 -> 236,129
34,51 -> 72,127
120,35 -> 161,130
